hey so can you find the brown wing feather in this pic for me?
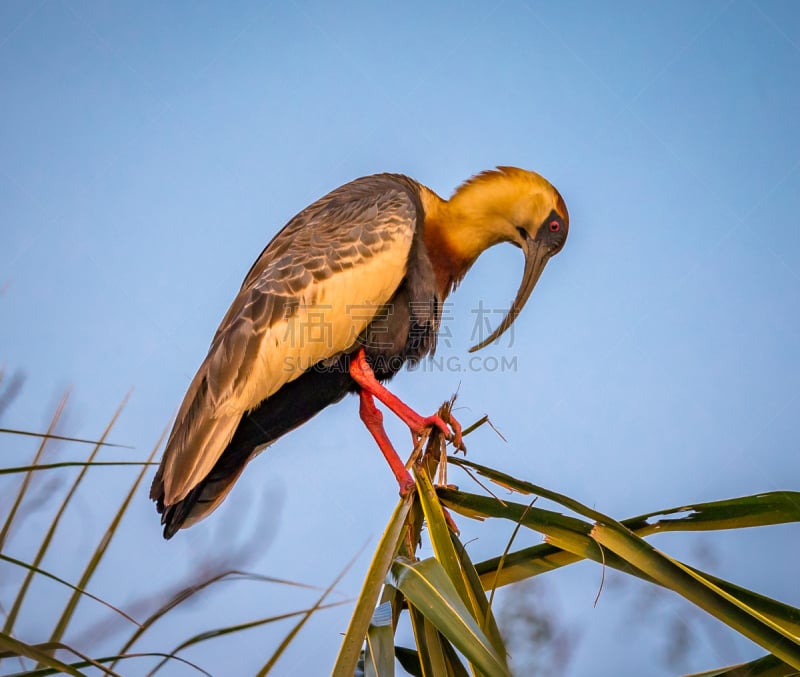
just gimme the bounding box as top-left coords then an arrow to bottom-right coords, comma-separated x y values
151,174 -> 422,509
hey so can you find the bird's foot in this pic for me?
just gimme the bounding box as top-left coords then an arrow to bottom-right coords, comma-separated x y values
411,412 -> 465,453
446,413 -> 465,453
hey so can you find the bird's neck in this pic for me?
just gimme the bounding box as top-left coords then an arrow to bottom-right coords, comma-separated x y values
419,186 -> 509,299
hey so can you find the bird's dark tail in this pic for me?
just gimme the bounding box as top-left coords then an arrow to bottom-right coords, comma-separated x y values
155,366 -> 355,538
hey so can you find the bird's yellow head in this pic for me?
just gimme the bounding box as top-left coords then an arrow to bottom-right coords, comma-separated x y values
424,166 -> 569,351
450,166 -> 568,248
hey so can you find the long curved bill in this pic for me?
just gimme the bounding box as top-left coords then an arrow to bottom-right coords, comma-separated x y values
469,238 -> 551,352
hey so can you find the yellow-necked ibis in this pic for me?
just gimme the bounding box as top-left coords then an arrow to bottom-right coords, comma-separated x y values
151,167 -> 568,538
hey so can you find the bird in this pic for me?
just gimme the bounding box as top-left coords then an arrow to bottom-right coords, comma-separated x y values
150,167 -> 568,538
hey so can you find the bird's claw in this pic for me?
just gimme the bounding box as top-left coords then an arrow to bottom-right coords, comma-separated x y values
446,415 -> 466,453
414,414 -> 465,452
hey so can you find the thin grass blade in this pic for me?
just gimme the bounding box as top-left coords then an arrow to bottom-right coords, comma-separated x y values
10,651 -> 214,677
256,551 -> 358,676
114,570 -> 318,663
0,428 -> 131,448
0,554 -> 138,627
4,395 -> 130,636
0,391 -> 68,550
0,633 -> 87,677
147,601 -> 348,676
0,461 -> 156,475
47,425 -> 166,649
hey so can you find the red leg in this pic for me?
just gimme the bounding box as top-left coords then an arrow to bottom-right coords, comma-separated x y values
349,349 -> 463,449
358,390 -> 416,496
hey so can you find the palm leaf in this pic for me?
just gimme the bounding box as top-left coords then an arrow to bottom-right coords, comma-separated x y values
390,558 -> 511,677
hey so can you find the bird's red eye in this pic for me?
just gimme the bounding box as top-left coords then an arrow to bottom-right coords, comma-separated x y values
549,220 -> 561,232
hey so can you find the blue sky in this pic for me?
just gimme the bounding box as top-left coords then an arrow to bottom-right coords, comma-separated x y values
1,1 -> 799,675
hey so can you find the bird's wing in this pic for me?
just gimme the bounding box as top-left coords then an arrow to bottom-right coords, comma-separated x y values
153,176 -> 420,506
